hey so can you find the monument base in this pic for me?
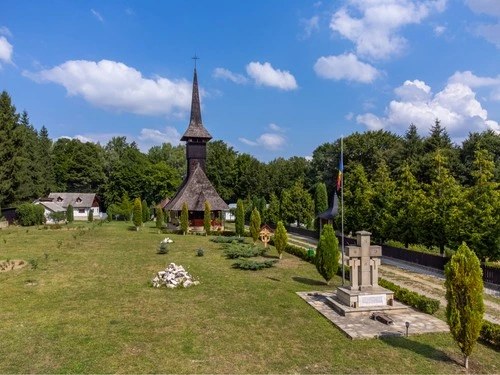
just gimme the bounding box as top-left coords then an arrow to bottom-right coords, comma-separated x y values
328,286 -> 408,316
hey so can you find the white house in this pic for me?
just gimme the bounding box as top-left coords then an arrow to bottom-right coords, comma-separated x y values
35,193 -> 101,222
34,201 -> 66,223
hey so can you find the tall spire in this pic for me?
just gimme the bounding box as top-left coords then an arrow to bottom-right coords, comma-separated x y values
181,68 -> 212,141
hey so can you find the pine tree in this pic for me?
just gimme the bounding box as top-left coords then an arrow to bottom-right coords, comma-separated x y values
66,204 -> 74,223
155,207 -> 164,230
249,207 -> 261,244
133,198 -> 142,230
445,242 -> 484,369
141,199 -> 149,223
204,200 -> 211,235
274,221 -> 288,259
235,199 -> 245,236
181,202 -> 189,235
315,224 -> 339,285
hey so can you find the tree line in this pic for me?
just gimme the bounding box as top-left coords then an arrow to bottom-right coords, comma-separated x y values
1,90 -> 499,260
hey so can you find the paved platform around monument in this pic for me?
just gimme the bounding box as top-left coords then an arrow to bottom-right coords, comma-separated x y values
297,291 -> 449,340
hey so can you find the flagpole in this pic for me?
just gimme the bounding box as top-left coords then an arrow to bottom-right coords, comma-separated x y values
341,136 -> 345,286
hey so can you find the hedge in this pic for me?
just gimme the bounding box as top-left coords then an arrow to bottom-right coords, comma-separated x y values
480,320 -> 500,349
379,279 -> 440,314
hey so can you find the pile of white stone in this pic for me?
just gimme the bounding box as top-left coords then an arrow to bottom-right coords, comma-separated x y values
152,263 -> 199,288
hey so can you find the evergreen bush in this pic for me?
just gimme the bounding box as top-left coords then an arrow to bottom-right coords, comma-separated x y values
181,202 -> 189,235
314,224 -> 339,285
249,207 -> 261,243
132,198 -> 142,229
232,259 -> 278,270
223,243 -> 265,259
66,204 -> 74,223
197,247 -> 204,257
88,209 -> 94,222
204,200 -> 211,235
156,207 -> 164,230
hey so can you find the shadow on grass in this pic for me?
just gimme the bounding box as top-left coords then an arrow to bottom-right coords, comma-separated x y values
267,277 -> 281,282
380,336 -> 457,365
262,253 -> 280,259
292,276 -> 326,286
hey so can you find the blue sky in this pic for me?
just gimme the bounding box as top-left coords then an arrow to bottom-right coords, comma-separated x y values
1,0 -> 500,161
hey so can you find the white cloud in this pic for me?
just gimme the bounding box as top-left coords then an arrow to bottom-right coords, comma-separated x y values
434,25 -> 446,35
0,36 -> 13,65
449,70 -> 500,101
475,22 -> 500,48
257,133 -> 286,150
24,59 -> 193,116
239,123 -> 287,150
345,112 -> 354,121
314,53 -> 379,83
464,0 -> 500,17
246,61 -> 298,90
268,123 -> 285,132
212,67 -> 248,84
330,0 -> 447,60
356,78 -> 500,137
300,15 -> 320,39
138,126 -> 181,145
91,9 -> 104,22
0,26 -> 12,37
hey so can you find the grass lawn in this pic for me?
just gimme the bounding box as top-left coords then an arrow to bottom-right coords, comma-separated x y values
0,221 -> 498,374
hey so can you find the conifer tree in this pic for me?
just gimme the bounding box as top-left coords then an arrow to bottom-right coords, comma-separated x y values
132,198 -> 142,230
155,207 -> 164,230
266,192 -> 280,225
235,199 -> 245,236
181,202 -> 189,235
88,208 -> 94,222
204,200 -> 211,235
315,224 -> 339,285
141,199 -> 149,223
274,221 -> 288,259
66,204 -> 74,223
444,242 -> 484,369
249,207 -> 261,244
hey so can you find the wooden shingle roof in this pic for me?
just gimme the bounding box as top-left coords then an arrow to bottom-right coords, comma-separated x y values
165,164 -> 228,211
181,68 -> 212,141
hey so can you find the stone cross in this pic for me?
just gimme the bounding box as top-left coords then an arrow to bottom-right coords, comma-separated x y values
345,231 -> 382,291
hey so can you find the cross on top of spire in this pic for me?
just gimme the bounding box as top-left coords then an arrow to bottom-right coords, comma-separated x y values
192,54 -> 200,69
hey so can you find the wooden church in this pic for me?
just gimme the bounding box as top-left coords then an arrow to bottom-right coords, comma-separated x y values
165,68 -> 229,231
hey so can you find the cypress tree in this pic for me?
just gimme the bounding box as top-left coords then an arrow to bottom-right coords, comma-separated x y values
235,199 -> 245,236
132,198 -> 142,230
204,200 -> 211,235
88,208 -> 94,222
66,204 -> 74,223
141,199 -> 149,223
274,221 -> 287,260
180,202 -> 189,235
445,242 -> 484,369
315,224 -> 339,285
314,182 -> 328,230
249,207 -> 261,244
155,207 -> 164,230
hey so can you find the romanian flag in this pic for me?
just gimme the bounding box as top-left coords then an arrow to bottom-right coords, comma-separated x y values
336,153 -> 343,191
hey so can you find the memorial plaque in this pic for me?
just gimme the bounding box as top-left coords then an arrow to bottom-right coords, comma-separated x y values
358,294 -> 386,307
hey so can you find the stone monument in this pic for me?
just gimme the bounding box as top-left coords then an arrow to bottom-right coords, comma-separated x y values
328,231 -> 407,316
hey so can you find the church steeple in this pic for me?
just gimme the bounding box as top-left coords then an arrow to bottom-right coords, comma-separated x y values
181,68 -> 212,177
181,68 -> 212,142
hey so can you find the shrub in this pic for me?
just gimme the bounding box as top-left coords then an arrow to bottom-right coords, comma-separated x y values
223,243 -> 266,259
378,279 -> 440,314
132,198 -> 142,229
66,204 -> 74,223
156,207 -> 164,230
181,202 -> 189,235
480,320 -> 500,349
315,224 -> 339,285
273,221 -> 288,259
197,248 -> 204,257
235,199 -> 245,236
157,241 -> 169,254
210,236 -> 245,244
204,200 -> 211,235
232,259 -> 278,270
88,209 -> 94,222
249,208 -> 261,243
16,203 -> 37,226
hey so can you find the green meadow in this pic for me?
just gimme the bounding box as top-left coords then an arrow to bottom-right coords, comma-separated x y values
0,221 -> 498,374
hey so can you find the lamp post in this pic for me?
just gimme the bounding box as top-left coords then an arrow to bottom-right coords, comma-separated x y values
405,321 -> 410,337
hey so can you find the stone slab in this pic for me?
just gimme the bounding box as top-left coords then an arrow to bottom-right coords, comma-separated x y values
297,291 -> 449,340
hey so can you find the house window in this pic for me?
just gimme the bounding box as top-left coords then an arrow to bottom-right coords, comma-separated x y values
76,197 -> 82,203
57,197 -> 63,202
78,209 -> 85,214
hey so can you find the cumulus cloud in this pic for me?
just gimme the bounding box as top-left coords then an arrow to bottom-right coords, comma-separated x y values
91,9 -> 104,22
356,78 -> 500,137
212,67 -> 248,84
0,36 -> 13,65
464,0 -> 500,17
449,70 -> 500,101
246,61 -> 298,90
330,0 -> 446,60
299,15 -> 320,39
464,0 -> 500,47
239,123 -> 287,150
138,126 -> 181,145
0,26 -> 12,37
24,59 -> 193,116
314,53 -> 379,83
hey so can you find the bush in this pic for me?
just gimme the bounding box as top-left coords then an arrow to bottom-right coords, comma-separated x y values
157,241 -> 169,254
17,203 -> 37,226
232,259 -> 278,270
210,236 -> 245,244
223,243 -> 266,259
480,320 -> 500,349
378,279 -> 440,314
197,248 -> 204,257
66,204 -> 74,223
